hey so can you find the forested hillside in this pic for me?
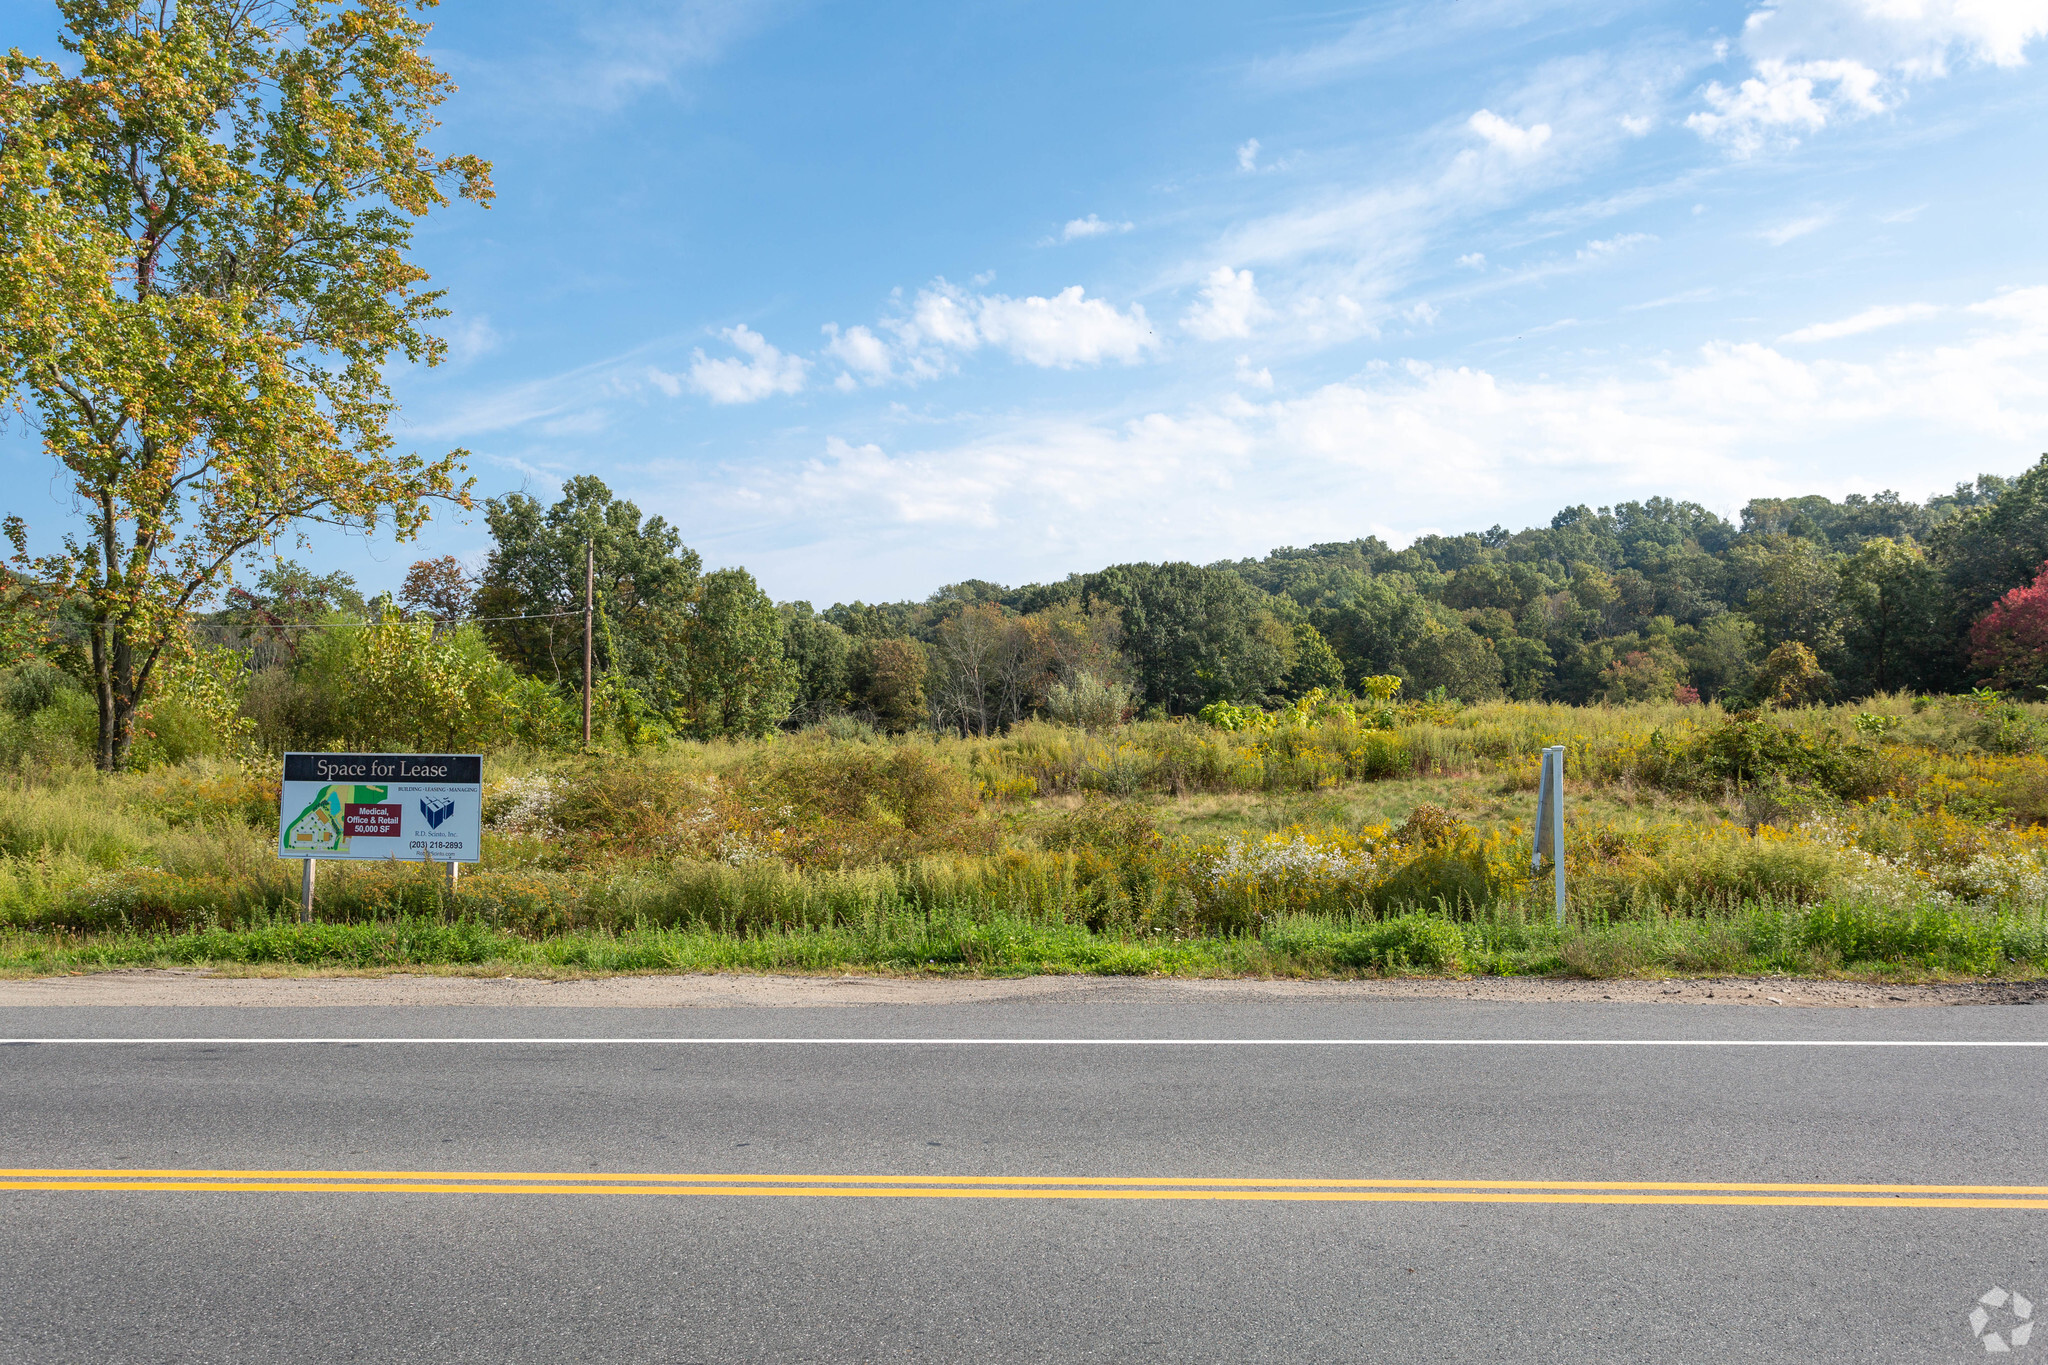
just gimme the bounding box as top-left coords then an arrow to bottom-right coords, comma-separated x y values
8,456 -> 2048,764
802,455 -> 2048,734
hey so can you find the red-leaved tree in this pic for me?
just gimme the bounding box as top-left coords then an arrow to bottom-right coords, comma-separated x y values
1968,560 -> 2048,693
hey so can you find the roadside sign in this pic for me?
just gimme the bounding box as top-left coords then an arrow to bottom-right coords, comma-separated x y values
278,752 -> 483,863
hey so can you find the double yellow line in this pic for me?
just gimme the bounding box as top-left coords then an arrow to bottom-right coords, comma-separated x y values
6,1169 -> 2048,1209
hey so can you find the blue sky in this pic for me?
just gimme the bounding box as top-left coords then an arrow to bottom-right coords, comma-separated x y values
8,0 -> 2048,604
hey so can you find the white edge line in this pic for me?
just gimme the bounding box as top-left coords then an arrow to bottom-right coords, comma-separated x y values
3,1038 -> 2048,1047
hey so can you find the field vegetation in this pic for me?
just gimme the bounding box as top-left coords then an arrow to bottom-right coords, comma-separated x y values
7,688 -> 2048,980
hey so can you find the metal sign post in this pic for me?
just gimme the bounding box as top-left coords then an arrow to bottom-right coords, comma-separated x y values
1532,745 -> 1566,926
299,857 -> 316,924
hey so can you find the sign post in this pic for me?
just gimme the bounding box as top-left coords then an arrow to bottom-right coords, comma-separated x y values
279,754 -> 484,921
1532,744 -> 1567,926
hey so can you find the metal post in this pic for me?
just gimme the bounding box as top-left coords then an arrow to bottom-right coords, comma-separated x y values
299,857 -> 316,924
1549,746 -> 1567,927
447,860 -> 459,892
582,539 -> 594,748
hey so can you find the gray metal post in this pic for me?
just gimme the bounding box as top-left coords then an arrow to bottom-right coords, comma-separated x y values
299,857 -> 316,924
1549,746 -> 1567,927
447,860 -> 459,892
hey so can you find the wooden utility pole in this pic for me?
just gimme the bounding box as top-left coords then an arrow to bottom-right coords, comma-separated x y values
582,539 -> 594,747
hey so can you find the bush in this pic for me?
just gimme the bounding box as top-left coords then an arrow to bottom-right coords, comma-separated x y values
1046,672 -> 1132,730
1802,904 -> 2000,972
1332,915 -> 1466,972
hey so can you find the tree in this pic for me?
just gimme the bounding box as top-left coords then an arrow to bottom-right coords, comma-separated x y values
1730,535 -> 1842,655
1677,613 -> 1757,703
1083,562 -> 1289,713
779,602 -> 851,725
302,609 -> 520,752
1967,560 -> 2048,695
1598,641 -> 1686,704
674,567 -> 795,738
221,558 -> 362,667
1751,641 -> 1832,708
0,0 -> 490,769
1404,620 -> 1503,700
475,477 -> 700,692
849,637 -> 927,733
400,555 -> 473,624
1934,454 -> 2048,625
1834,537 -> 1943,695
1280,622 -> 1346,698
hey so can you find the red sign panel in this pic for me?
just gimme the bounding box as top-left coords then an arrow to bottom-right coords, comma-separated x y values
343,803 -> 403,837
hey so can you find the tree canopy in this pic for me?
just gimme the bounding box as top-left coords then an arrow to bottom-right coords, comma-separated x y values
0,0 -> 491,768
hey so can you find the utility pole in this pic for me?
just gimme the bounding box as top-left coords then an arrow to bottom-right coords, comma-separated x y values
582,539 -> 594,748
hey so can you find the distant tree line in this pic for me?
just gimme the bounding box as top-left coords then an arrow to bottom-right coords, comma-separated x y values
14,457 -> 2048,756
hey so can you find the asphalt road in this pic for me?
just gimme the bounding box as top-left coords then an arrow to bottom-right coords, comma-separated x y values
5,994 -> 2048,1362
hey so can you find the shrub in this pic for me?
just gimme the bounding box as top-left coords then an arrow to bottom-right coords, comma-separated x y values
1046,672 -> 1132,730
1802,904 -> 2000,972
1332,914 -> 1466,972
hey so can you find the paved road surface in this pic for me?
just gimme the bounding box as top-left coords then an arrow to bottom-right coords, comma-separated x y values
4,992 -> 2047,1362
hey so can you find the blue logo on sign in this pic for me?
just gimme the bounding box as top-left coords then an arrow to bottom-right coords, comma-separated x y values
420,796 -> 456,830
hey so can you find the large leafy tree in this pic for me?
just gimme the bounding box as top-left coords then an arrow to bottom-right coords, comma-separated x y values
0,0 -> 490,769
1934,454 -> 2048,626
1834,536 -> 1945,694
670,567 -> 796,739
1084,562 -> 1290,713
1967,560 -> 2048,695
474,477 -> 701,692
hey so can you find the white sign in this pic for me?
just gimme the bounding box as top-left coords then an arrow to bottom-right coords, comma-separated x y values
278,752 -> 483,863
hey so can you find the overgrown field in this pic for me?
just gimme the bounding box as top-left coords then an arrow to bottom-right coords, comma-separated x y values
7,690 -> 2048,979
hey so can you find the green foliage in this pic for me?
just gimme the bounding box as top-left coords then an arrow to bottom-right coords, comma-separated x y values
1332,915 -> 1466,971
0,0 -> 489,769
1083,561 -> 1290,713
303,612 -> 522,752
850,637 -> 929,733
1752,641 -> 1833,708
672,567 -> 797,739
780,602 -> 852,724
1045,671 -> 1132,730
1934,453 -> 2048,625
1678,714 -> 1888,799
476,476 -> 702,695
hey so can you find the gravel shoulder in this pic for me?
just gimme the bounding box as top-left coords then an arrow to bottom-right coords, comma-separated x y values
3,968 -> 2046,1008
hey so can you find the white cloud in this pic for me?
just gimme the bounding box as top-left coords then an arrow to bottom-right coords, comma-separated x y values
975,288 -> 1157,367
747,282 -> 2048,593
1744,0 -> 2048,77
1457,252 -> 1488,270
1690,0 -> 2048,155
1235,355 -> 1274,390
883,280 -> 1157,369
822,323 -> 893,383
445,316 -> 501,365
1686,58 -> 1884,154
1058,214 -> 1134,242
1757,211 -> 1835,244
1781,302 -> 1941,342
1468,109 -> 1553,155
1577,232 -> 1656,260
1404,300 -> 1440,326
1620,113 -> 1656,135
1237,138 -> 1261,171
687,324 -> 809,404
1182,266 -> 1274,341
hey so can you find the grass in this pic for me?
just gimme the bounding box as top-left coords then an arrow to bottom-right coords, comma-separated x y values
5,900 -> 2044,982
